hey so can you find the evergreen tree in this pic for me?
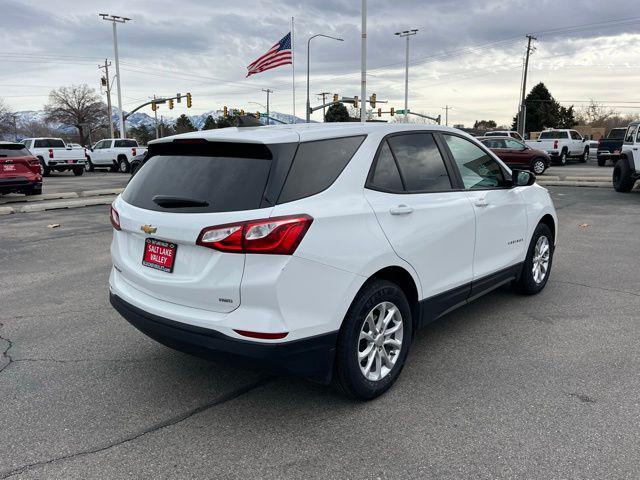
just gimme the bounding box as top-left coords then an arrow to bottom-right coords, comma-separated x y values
512,82 -> 576,132
325,103 -> 350,122
202,115 -> 217,130
175,114 -> 196,134
129,124 -> 153,145
473,120 -> 497,130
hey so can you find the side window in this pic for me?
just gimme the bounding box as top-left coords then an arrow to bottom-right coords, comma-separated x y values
570,131 -> 581,140
505,139 -> 524,150
278,135 -> 366,204
624,126 -> 637,144
369,141 -> 404,192
95,141 -> 106,149
386,133 -> 452,192
444,134 -> 507,190
636,127 -> 640,144
512,132 -> 523,141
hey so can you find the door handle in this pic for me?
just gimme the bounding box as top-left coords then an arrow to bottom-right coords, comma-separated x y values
474,198 -> 489,208
389,205 -> 413,215
633,147 -> 638,151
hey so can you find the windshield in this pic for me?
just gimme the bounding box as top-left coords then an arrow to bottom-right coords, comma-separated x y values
608,129 -> 626,139
539,131 -> 568,140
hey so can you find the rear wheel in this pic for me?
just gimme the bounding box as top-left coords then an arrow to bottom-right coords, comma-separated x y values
515,223 -> 554,295
118,156 -> 130,173
558,150 -> 568,166
39,157 -> 50,177
73,166 -> 84,176
580,149 -> 589,163
597,156 -> 606,167
531,158 -> 546,175
25,185 -> 42,196
613,159 -> 635,192
85,156 -> 94,172
333,279 -> 412,400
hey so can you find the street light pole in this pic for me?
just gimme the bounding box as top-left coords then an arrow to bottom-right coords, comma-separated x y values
100,14 -> 130,139
395,29 -> 418,122
306,34 -> 343,123
262,89 -> 273,125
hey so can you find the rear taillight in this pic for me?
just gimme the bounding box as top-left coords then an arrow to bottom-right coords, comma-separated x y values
196,214 -> 313,255
553,140 -> 558,149
110,206 -> 121,231
132,147 -> 137,156
48,148 -> 54,159
28,159 -> 41,174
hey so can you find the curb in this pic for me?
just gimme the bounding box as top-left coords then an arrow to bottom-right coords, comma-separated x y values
78,188 -> 124,197
0,192 -> 78,205
537,180 -> 612,188
18,196 -> 116,213
0,206 -> 15,215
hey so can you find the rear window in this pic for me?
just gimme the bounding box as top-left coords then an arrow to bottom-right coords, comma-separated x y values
34,139 -> 65,148
0,144 -> 32,157
114,140 -> 137,148
122,142 -> 298,214
277,135 -> 365,204
609,129 -> 626,139
539,131 -> 568,140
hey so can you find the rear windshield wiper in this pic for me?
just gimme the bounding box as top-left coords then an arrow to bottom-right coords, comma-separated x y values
152,195 -> 209,208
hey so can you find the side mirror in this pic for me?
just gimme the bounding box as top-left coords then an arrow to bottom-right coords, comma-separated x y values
582,138 -> 586,142
66,145 -> 72,150
512,169 -> 536,187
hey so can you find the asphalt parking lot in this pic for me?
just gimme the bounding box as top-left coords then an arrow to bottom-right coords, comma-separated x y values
1,185 -> 639,479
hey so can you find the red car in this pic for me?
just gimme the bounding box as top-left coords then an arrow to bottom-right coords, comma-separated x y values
478,136 -> 550,175
0,142 -> 42,196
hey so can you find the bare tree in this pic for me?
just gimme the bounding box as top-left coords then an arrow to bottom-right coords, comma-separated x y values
576,100 -> 618,127
44,84 -> 107,145
0,98 -> 15,138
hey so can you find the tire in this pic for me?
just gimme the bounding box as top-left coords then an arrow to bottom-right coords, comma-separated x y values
39,157 -> 50,177
118,157 -> 130,173
85,156 -> 94,172
579,149 -> 589,163
73,166 -> 84,176
25,185 -> 42,196
531,158 -> 546,175
597,156 -> 606,167
333,279 -> 413,400
515,223 -> 554,295
558,150 -> 568,166
613,159 -> 635,192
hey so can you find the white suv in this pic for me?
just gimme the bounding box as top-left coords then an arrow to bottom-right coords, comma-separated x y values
109,124 -> 557,399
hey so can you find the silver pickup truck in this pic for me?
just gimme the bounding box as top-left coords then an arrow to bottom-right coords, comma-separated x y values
21,137 -> 86,176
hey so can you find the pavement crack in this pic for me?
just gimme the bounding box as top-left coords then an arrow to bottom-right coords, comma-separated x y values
0,376 -> 272,479
552,280 -> 640,298
0,322 -> 14,375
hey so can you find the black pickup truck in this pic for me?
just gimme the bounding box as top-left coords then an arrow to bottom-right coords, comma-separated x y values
597,128 -> 627,166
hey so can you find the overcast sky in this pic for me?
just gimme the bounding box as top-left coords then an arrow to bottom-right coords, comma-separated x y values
1,0 -> 639,126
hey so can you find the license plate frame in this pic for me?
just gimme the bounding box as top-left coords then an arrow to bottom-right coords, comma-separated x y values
142,238 -> 177,273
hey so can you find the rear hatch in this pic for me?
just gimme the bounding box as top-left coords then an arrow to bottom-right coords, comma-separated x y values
0,144 -> 39,179
113,139 -> 298,313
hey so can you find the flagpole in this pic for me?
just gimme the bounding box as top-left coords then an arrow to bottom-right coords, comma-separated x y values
291,16 -> 296,122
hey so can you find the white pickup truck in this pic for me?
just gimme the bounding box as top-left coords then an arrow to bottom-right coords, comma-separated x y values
526,129 -> 590,166
613,121 -> 640,192
21,137 -> 86,176
85,138 -> 147,173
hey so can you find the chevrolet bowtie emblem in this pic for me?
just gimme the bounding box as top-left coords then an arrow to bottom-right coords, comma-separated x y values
140,224 -> 157,234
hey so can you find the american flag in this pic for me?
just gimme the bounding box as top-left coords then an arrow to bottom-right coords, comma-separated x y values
246,32 -> 292,77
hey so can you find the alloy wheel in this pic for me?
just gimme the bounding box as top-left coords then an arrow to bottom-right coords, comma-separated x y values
533,160 -> 545,175
532,235 -> 550,284
358,301 -> 404,381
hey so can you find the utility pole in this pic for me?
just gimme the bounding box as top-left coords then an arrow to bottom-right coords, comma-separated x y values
518,34 -> 536,137
160,115 -> 164,138
100,14 -> 131,139
317,92 -> 332,121
99,59 -> 114,138
360,0 -> 367,123
395,29 -> 418,122
153,95 -> 159,139
443,105 -> 452,126
262,88 -> 273,125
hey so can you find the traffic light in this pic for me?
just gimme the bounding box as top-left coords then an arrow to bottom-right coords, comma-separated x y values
333,94 -> 339,103
176,93 -> 182,103
186,92 -> 192,108
378,108 -> 382,117
353,96 -> 359,109
390,107 -> 395,116
168,99 -> 174,109
370,93 -> 376,108
151,102 -> 157,112
223,106 -> 228,117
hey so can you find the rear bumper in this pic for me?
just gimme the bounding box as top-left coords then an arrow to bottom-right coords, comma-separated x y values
0,177 -> 40,193
109,293 -> 338,383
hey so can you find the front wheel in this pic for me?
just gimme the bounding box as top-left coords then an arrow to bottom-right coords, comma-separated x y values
613,159 -> 635,192
333,279 -> 413,400
515,223 -> 554,295
85,157 -> 94,172
531,158 -> 547,175
580,149 -> 589,163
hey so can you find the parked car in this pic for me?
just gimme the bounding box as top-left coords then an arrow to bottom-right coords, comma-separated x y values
484,130 -> 524,141
0,141 -> 42,195
526,129 -> 589,166
478,136 -> 550,175
597,127 -> 627,167
613,121 -> 640,192
85,139 -> 147,173
108,123 -> 557,399
21,137 -> 86,176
